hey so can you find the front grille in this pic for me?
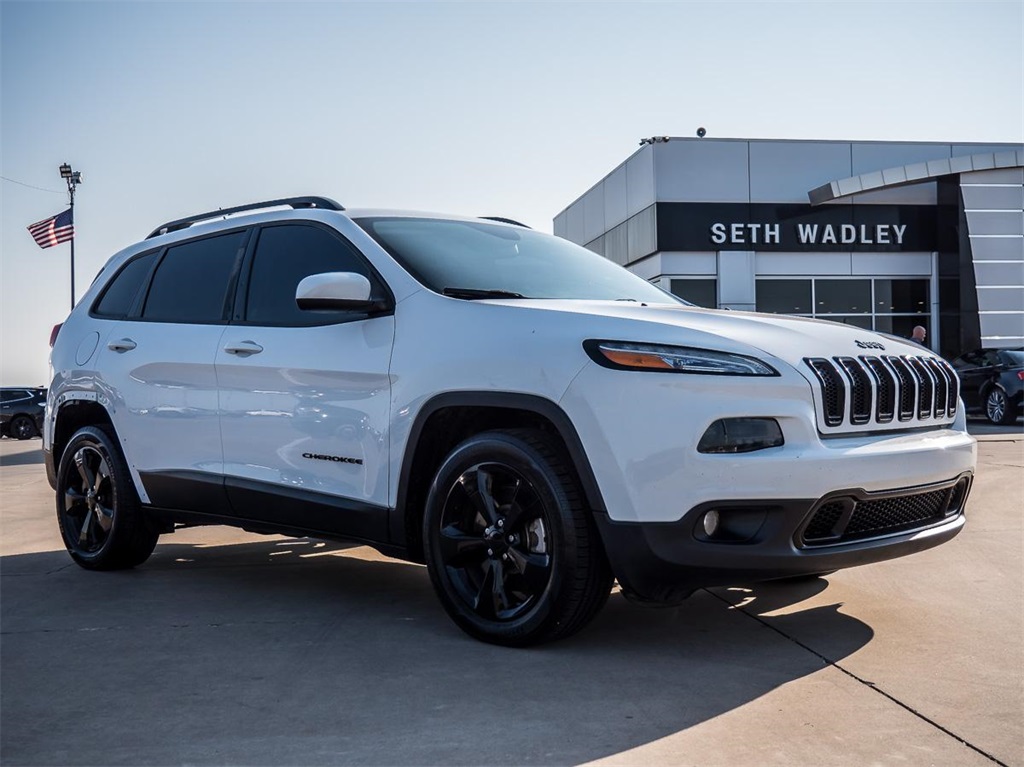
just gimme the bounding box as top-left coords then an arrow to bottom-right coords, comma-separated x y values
804,355 -> 959,431
800,481 -> 967,547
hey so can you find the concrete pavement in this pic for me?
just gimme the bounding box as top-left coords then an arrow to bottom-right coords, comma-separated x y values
1,429 -> 1021,766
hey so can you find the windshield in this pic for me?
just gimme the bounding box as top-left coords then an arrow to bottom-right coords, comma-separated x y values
355,217 -> 683,304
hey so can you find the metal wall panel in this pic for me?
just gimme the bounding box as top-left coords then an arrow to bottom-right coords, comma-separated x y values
975,261 -> 1024,285
851,253 -> 933,275
660,251 -> 717,276
755,251 -> 853,276
965,211 -> 1024,236
628,253 -> 662,281
750,142 -> 852,203
852,181 -> 939,206
603,165 -> 629,231
952,145 -> 1024,161
604,222 -> 629,266
852,143 -> 952,175
718,250 -> 756,309
565,201 -> 585,244
583,187 -> 606,244
626,148 -> 656,218
626,205 -> 658,263
962,168 -> 1024,185
654,140 -> 749,203
976,287 -> 1024,312
553,212 -> 568,239
962,184 -> 1024,211
968,236 -> 1024,260
978,312 -> 1024,339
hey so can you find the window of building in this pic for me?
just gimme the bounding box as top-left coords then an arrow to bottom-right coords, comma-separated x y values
757,277 -> 930,335
669,279 -> 717,308
815,279 -> 871,314
244,224 -> 378,326
142,231 -> 247,324
93,252 -> 159,318
756,279 -> 812,314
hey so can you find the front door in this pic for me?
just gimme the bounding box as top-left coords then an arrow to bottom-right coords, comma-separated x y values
215,222 -> 394,541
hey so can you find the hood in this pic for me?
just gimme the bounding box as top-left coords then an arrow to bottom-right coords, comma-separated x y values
483,299 -> 930,369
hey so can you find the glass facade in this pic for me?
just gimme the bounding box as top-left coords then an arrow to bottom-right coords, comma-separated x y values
756,278 -> 930,337
669,279 -> 717,308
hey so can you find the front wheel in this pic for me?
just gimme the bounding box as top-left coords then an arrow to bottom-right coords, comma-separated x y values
423,429 -> 613,646
985,388 -> 1016,425
56,425 -> 159,570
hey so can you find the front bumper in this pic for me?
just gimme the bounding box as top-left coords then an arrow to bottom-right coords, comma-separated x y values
595,472 -> 972,603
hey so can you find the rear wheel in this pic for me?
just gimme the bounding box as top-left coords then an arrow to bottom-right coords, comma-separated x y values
423,429 -> 613,646
10,415 -> 37,440
985,388 -> 1016,425
56,426 -> 158,569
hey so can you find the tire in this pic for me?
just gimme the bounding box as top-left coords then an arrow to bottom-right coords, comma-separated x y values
985,387 -> 1016,426
56,425 -> 159,570
10,415 -> 37,440
423,429 -> 614,647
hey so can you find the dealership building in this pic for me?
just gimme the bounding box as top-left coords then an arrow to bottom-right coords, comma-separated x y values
554,138 -> 1024,358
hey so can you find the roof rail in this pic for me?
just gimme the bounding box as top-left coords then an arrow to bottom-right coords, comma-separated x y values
479,216 -> 531,229
147,196 -> 345,239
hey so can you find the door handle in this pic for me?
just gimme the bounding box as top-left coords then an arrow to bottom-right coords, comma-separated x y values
107,338 -> 137,353
223,341 -> 264,356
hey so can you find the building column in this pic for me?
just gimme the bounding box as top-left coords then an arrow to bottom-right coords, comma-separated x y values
717,250 -> 756,311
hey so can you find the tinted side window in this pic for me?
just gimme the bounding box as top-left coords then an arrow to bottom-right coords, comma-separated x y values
94,252 -> 159,318
142,232 -> 247,323
245,225 -> 377,326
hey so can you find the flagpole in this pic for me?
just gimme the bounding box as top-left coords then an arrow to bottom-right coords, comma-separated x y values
69,183 -> 75,310
59,163 -> 83,310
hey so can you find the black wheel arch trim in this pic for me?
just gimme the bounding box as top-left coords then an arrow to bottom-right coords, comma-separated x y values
392,391 -> 608,548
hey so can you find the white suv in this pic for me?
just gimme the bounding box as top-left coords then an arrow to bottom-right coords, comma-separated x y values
45,196 -> 977,646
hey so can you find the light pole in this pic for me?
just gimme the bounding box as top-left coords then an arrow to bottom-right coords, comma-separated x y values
59,163 -> 83,310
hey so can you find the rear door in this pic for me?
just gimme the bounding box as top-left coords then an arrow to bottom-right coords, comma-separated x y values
215,222 -> 395,541
94,229 -> 250,510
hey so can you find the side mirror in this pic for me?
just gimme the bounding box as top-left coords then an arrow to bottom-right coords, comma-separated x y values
295,272 -> 385,312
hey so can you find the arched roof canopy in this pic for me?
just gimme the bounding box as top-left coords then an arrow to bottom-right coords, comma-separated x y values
808,149 -> 1024,205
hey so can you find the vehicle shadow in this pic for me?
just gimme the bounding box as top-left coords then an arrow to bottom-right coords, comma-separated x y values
0,446 -> 44,466
1,539 -> 871,766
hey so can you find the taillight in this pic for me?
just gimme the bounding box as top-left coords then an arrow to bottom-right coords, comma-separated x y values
49,323 -> 63,348
1017,371 -> 1024,381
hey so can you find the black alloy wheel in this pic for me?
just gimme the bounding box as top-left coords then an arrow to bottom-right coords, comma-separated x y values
438,461 -> 553,622
985,388 -> 1015,425
10,415 -> 37,440
56,425 -> 159,569
423,429 -> 613,646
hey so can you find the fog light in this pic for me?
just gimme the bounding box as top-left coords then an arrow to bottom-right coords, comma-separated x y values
703,510 -> 720,537
698,418 -> 784,454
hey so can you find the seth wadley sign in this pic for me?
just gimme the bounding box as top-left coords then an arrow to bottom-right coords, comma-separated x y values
651,203 -> 937,253
709,222 -> 909,247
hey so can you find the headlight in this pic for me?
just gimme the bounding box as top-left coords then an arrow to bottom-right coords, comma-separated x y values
584,341 -> 778,376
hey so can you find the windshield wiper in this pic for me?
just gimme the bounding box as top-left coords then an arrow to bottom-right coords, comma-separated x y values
442,287 -> 527,300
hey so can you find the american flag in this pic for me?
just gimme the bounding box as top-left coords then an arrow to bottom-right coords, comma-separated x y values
27,208 -> 74,249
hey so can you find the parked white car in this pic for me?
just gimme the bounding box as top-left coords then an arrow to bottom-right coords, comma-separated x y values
45,197 -> 977,645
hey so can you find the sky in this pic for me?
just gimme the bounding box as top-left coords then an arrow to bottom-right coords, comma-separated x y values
2,0 -> 1022,386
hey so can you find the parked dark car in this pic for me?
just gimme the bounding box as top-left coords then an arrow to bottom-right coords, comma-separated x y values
0,388 -> 47,439
951,349 -> 1024,425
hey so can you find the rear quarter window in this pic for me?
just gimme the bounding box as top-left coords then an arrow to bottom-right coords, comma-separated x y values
93,252 -> 159,318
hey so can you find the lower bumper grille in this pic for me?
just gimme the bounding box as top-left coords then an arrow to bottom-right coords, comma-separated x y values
799,477 -> 972,547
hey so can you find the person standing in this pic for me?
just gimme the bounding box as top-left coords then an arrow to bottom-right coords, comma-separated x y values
911,325 -> 927,345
